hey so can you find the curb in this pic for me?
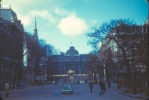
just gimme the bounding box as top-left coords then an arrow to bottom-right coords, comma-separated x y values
119,92 -> 148,99
119,92 -> 135,98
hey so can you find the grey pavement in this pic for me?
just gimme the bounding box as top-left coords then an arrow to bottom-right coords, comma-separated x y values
119,92 -> 148,100
0,83 -> 147,100
110,83 -> 148,100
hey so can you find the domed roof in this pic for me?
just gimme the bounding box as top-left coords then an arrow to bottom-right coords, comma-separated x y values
66,46 -> 79,55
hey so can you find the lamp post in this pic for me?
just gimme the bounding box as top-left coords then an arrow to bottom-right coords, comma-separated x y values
103,62 -> 106,83
0,0 -> 2,18
54,74 -> 56,84
112,57 -> 118,82
93,63 -> 97,83
92,63 -> 94,82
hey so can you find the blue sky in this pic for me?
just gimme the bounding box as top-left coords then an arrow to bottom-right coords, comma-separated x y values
3,0 -> 148,54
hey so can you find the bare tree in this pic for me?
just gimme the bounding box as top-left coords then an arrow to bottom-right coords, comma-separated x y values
86,19 -> 147,90
84,54 -> 98,82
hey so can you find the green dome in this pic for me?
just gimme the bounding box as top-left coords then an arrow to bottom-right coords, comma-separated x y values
66,46 -> 79,55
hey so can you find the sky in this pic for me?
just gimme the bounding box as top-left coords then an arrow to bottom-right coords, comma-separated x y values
2,0 -> 148,54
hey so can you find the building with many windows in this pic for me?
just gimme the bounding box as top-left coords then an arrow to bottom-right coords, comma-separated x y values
47,46 -> 89,83
0,6 -> 24,89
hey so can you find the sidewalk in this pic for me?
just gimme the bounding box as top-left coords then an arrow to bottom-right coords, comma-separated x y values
118,89 -> 148,100
0,85 -> 37,100
107,83 -> 148,100
119,91 -> 148,100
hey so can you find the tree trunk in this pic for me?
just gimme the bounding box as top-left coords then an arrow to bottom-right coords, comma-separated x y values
34,56 -> 39,85
106,67 -> 111,88
114,38 -> 132,88
13,66 -> 18,88
147,68 -> 149,96
121,48 -> 131,88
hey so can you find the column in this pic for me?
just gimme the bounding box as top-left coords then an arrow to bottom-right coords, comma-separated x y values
63,64 -> 65,74
74,64 -> 76,74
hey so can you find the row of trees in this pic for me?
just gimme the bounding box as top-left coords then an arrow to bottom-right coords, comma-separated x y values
22,32 -> 59,85
85,18 -> 148,95
0,26 -> 59,89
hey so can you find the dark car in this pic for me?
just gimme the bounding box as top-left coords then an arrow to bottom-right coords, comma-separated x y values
17,81 -> 26,89
62,84 -> 73,94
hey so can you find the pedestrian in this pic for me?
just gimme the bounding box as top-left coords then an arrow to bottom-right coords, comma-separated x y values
89,81 -> 93,93
5,82 -> 9,97
0,95 -> 3,100
99,81 -> 106,95
41,81 -> 44,88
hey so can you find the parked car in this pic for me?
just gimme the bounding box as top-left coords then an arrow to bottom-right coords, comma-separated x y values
62,84 -> 73,94
17,81 -> 26,89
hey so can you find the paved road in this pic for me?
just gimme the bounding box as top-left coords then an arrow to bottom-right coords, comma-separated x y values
0,83 -> 140,100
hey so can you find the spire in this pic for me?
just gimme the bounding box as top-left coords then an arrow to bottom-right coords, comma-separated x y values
0,0 -> 2,9
34,16 -> 37,31
33,17 -> 38,42
0,0 -> 2,18
144,0 -> 149,25
147,0 -> 149,24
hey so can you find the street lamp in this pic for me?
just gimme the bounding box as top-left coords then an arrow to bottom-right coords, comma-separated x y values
54,74 -> 56,84
103,61 -> 106,83
93,63 -> 97,83
112,57 -> 118,82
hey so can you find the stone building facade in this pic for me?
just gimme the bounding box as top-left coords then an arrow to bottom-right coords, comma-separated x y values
0,7 -> 24,89
48,46 -> 88,82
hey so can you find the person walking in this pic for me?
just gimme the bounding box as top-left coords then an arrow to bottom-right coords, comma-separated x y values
41,81 -> 44,88
89,81 -> 93,93
0,95 -> 3,100
5,82 -> 9,97
99,81 -> 106,95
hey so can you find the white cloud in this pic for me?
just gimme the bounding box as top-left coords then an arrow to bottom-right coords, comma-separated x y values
91,19 -> 99,27
54,7 -> 70,16
42,32 -> 50,37
54,7 -> 76,17
18,14 -> 33,26
17,10 -> 59,27
2,0 -> 65,26
92,20 -> 97,24
30,10 -> 58,24
2,0 -> 89,37
58,15 -> 89,36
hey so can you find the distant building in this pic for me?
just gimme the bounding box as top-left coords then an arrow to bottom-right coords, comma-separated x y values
47,46 -> 89,82
0,6 -> 24,89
